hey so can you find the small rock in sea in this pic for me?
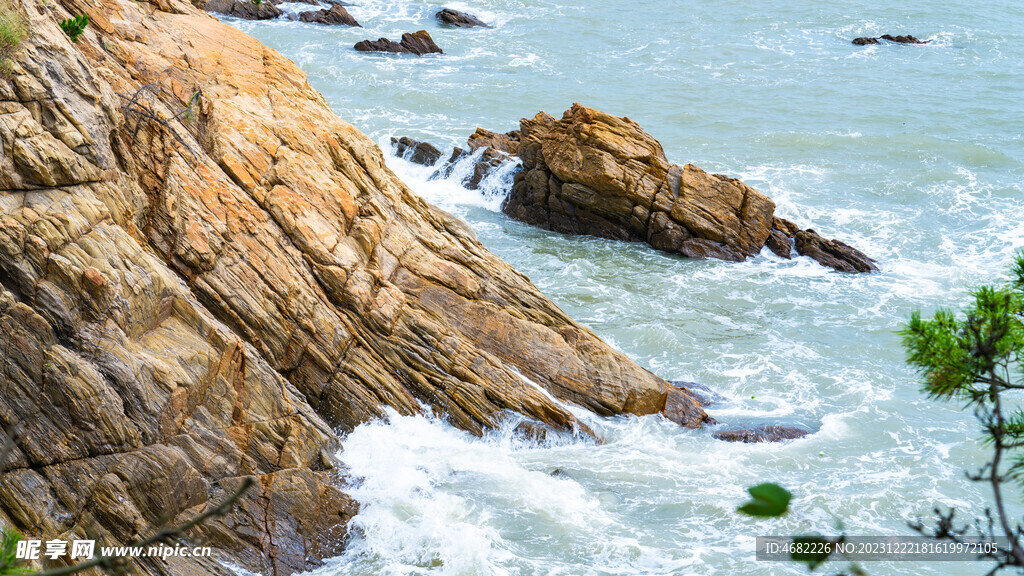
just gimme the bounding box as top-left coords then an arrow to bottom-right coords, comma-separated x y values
354,30 -> 442,55
852,34 -> 929,45
435,8 -> 491,28
201,0 -> 281,20
391,136 -> 442,166
298,4 -> 360,26
880,34 -> 928,44
713,425 -> 810,443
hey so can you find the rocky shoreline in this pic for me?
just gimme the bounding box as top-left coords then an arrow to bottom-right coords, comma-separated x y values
0,0 -> 715,574
393,105 -> 877,273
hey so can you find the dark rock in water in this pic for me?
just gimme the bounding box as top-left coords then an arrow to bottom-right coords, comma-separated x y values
202,0 -> 282,20
765,229 -> 794,259
497,104 -> 877,272
853,34 -> 929,45
663,386 -> 716,428
880,34 -> 928,44
392,136 -> 442,166
355,30 -> 442,55
768,217 -> 876,272
670,381 -> 727,407
298,4 -> 360,26
429,147 -> 469,180
436,8 -> 491,28
714,425 -> 810,443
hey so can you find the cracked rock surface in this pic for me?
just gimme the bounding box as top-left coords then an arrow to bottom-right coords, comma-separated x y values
0,0 -> 708,574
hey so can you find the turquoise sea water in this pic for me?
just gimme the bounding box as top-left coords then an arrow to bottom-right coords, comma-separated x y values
225,1 -> 1024,574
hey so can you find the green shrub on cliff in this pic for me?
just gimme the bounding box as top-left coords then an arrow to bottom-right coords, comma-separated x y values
0,3 -> 28,76
58,13 -> 87,43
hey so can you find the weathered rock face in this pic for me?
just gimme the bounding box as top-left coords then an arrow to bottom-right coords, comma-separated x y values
391,136 -> 443,166
0,1 -> 707,574
297,4 -> 359,26
502,104 -> 877,271
435,8 -> 490,28
354,30 -> 442,55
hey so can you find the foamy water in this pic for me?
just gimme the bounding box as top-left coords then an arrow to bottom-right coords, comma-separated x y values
222,1 -> 1024,574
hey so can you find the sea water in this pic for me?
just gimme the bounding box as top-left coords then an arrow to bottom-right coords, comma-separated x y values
223,1 -> 1024,574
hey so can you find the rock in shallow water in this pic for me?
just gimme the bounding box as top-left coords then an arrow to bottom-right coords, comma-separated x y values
853,34 -> 929,45
436,7 -> 491,28
499,103 -> 877,272
298,4 -> 360,26
355,30 -> 443,55
392,136 -> 443,166
713,426 -> 811,443
201,0 -> 282,20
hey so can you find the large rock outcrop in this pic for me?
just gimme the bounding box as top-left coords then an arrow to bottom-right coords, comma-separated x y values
0,1 -> 707,575
501,104 -> 877,272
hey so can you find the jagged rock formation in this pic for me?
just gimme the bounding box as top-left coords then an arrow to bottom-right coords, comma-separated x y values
297,4 -> 359,26
435,8 -> 490,28
0,1 -> 707,574
501,104 -> 877,272
354,30 -> 442,55
713,425 -> 810,443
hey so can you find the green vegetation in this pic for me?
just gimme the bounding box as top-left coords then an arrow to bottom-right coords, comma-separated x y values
741,250 -> 1024,574
58,13 -> 87,43
0,528 -> 30,575
0,2 -> 28,76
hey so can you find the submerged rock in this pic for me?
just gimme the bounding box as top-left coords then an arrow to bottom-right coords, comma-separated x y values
714,426 -> 811,443
298,4 -> 360,26
201,0 -> 282,20
436,8 -> 491,28
355,30 -> 443,55
853,34 -> 929,45
499,104 -> 877,272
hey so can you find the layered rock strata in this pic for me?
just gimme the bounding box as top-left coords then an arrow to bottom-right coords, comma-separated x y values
501,104 -> 877,272
0,1 -> 707,575
354,30 -> 442,55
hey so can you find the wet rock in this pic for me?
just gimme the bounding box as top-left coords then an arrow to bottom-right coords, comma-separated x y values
355,30 -> 443,55
714,426 -> 811,443
391,136 -> 443,166
201,0 -> 282,20
500,104 -> 876,271
298,4 -> 360,26
663,386 -> 716,428
880,34 -> 928,44
436,7 -> 491,28
853,34 -> 929,45
765,229 -> 794,259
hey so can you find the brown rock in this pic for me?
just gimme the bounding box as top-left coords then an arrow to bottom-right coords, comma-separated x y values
880,34 -> 928,44
355,30 -> 442,56
391,136 -> 442,166
852,37 -> 881,45
500,104 -> 876,271
436,8 -> 490,28
298,4 -> 360,26
0,2 -> 707,574
713,425 -> 810,443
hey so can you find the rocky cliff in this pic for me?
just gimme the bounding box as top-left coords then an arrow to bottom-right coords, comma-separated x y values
0,0 -> 707,574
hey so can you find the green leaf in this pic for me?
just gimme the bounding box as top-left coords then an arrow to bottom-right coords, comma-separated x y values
737,483 -> 791,517
790,535 -> 833,570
